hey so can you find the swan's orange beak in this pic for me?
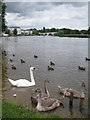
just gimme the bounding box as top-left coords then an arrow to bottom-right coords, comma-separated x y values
33,68 -> 36,71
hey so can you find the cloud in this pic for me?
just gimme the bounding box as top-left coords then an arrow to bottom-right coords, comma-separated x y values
5,2 -> 88,29
5,0 -> 89,2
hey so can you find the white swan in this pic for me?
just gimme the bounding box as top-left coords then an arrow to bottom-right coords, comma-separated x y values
8,67 -> 36,87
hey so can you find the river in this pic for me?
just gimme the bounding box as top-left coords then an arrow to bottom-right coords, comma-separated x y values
2,36 -> 88,118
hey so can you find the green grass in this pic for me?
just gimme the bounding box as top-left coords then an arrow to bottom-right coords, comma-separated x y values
2,100 -> 60,118
0,100 -> 2,118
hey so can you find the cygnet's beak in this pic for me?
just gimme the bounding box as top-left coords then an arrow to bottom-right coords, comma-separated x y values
32,89 -> 37,94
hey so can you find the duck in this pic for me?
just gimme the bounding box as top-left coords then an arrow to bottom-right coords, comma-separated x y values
86,57 -> 90,61
34,55 -> 38,58
10,59 -> 13,62
3,50 -> 6,53
13,54 -> 15,57
2,50 -> 7,56
78,66 -> 85,71
48,66 -> 54,71
21,59 -> 25,63
34,88 -> 65,112
50,61 -> 55,66
31,80 -> 50,106
58,82 -> 86,99
8,67 -> 36,87
12,65 -> 16,70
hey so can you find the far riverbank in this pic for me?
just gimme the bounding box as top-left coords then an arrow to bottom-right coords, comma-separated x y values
7,34 -> 90,38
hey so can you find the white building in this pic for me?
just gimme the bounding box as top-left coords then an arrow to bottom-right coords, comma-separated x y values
24,30 -> 30,35
8,27 -> 33,35
21,29 -> 25,34
29,30 -> 33,34
21,29 -> 33,35
8,27 -> 21,34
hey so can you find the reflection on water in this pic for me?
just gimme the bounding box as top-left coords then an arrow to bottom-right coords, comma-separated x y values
69,103 -> 73,115
79,98 -> 84,113
2,36 -> 88,118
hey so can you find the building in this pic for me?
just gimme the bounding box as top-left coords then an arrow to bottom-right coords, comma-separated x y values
29,30 -> 33,34
21,29 -> 33,35
8,27 -> 21,34
8,27 -> 33,35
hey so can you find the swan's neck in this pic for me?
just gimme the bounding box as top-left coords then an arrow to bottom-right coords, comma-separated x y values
44,82 -> 50,97
30,69 -> 35,83
37,92 -> 42,107
81,87 -> 85,97
44,82 -> 47,94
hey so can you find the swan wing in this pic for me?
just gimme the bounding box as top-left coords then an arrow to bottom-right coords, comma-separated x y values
8,78 -> 17,86
68,89 -> 81,97
41,98 -> 56,107
8,78 -> 35,87
37,99 -> 60,112
16,79 -> 35,87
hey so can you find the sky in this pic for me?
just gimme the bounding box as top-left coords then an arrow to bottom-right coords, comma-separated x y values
5,2 -> 88,30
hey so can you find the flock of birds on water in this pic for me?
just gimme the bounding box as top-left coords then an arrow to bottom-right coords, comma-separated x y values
2,50 -> 89,71
2,50 -> 88,112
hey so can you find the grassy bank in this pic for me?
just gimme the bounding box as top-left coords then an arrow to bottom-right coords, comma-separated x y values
2,100 -> 60,118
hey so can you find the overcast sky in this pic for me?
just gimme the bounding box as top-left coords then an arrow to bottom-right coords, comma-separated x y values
5,2 -> 88,30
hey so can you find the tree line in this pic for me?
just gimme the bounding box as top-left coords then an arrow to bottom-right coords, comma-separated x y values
38,27 -> 88,34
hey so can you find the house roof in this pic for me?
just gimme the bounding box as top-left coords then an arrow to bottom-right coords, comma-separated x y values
9,26 -> 20,28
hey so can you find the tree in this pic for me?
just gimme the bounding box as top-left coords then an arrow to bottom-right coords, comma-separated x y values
45,28 -> 50,32
5,28 -> 10,35
60,28 -> 71,34
13,29 -> 17,36
32,30 -> 39,35
54,30 -> 64,36
73,29 -> 81,34
51,28 -> 56,32
43,27 -> 45,32
1,2 -> 7,32
88,27 -> 90,34
80,30 -> 88,34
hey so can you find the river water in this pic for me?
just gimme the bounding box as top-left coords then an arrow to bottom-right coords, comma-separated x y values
2,36 -> 88,118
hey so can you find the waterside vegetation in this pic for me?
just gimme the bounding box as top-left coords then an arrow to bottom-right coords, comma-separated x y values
5,27 -> 90,38
2,100 -> 60,118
